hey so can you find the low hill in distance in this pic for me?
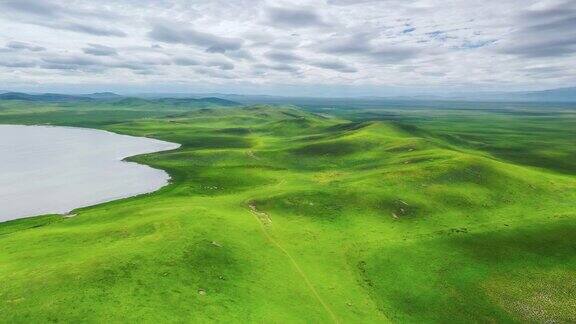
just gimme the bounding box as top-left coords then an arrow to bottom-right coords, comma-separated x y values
523,87 -> 576,102
0,92 -> 94,102
127,86 -> 576,106
154,97 -> 239,107
0,92 -> 241,108
82,92 -> 124,100
429,87 -> 576,102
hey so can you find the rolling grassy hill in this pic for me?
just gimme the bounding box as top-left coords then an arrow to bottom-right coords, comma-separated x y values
0,102 -> 575,322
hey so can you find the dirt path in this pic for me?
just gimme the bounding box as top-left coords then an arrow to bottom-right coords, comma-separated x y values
248,202 -> 340,323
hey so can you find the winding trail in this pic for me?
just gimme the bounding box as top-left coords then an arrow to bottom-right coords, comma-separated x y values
248,202 -> 340,323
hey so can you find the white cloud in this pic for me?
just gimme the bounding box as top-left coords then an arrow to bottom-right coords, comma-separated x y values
83,44 -> 118,56
6,41 -> 45,52
0,0 -> 574,94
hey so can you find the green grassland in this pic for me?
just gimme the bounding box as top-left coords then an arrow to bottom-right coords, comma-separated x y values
0,100 -> 575,323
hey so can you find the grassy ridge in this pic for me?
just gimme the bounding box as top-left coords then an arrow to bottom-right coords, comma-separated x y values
0,102 -> 575,322
319,103 -> 576,175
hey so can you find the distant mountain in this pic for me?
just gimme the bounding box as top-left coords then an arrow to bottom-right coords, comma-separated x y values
82,92 -> 123,100
522,87 -> 576,102
109,96 -> 240,108
1,87 -> 573,105
0,92 -> 93,102
112,97 -> 151,106
231,87 -> 576,103
194,97 -> 240,106
413,87 -> 576,102
0,91 -> 241,107
153,97 -> 240,107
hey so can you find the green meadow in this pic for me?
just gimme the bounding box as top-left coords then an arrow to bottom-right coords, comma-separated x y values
1,100 -> 575,322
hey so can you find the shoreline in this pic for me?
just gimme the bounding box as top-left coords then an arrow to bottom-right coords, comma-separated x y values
0,124 -> 181,223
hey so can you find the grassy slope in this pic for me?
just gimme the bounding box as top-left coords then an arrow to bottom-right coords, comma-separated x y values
317,102 -> 576,175
0,102 -> 575,322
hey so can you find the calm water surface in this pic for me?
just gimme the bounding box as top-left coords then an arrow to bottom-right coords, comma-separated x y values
0,125 -> 180,222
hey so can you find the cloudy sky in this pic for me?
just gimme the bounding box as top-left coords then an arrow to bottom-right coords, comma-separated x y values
0,0 -> 575,96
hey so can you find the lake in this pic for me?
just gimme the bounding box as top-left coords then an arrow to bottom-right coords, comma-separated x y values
0,125 -> 180,222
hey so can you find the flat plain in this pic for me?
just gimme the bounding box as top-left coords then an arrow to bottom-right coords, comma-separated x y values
0,98 -> 575,323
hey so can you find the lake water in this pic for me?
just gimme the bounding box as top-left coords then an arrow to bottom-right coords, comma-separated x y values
0,125 -> 180,223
